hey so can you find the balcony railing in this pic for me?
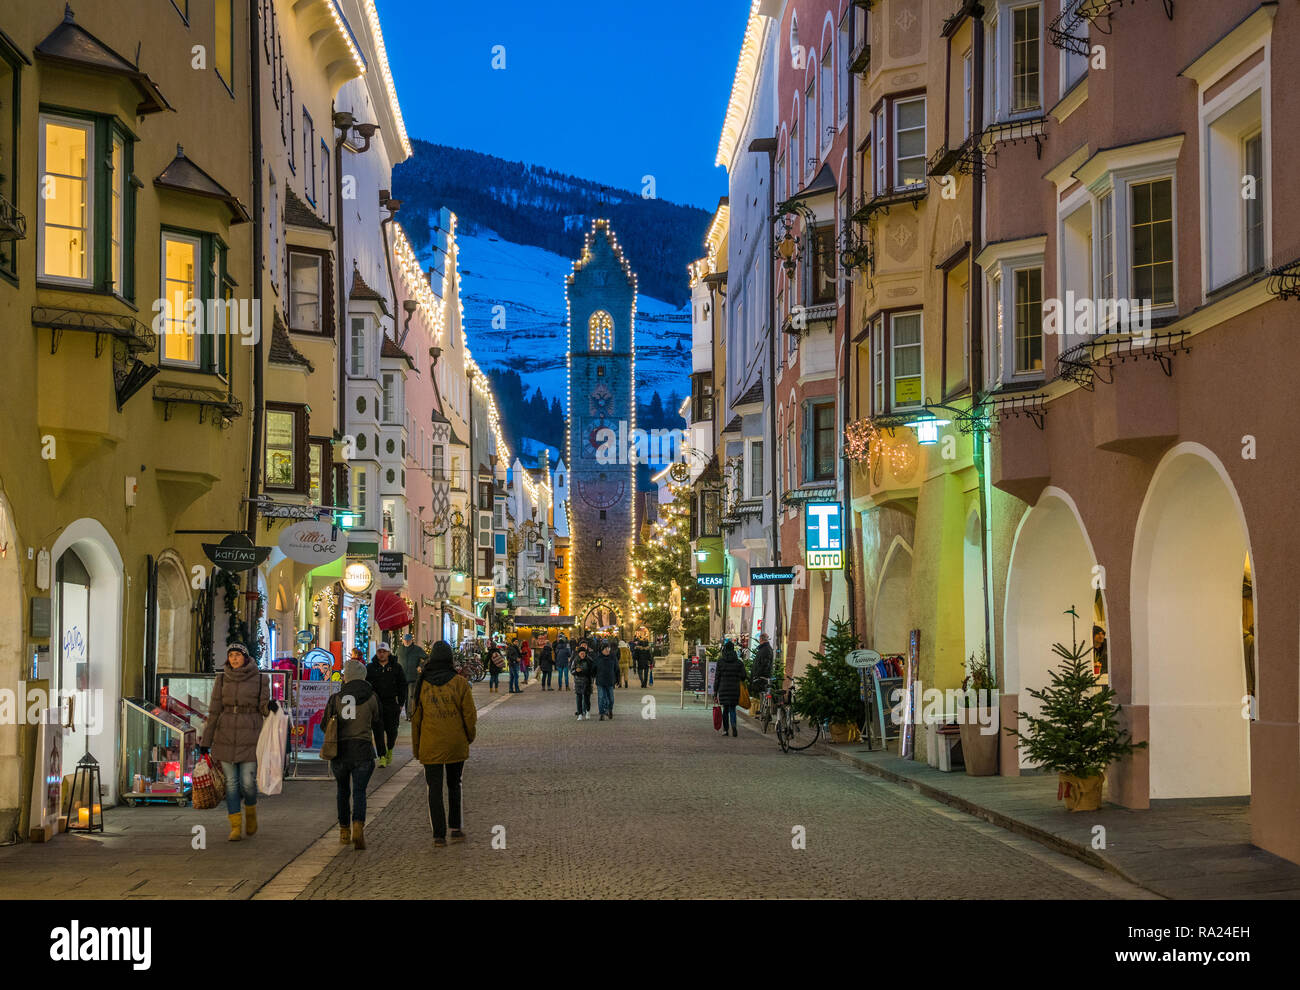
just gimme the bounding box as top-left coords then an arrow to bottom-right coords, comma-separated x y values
0,193 -> 27,242
851,186 -> 927,224
1049,0 -> 1174,56
33,306 -> 157,357
1056,331 -> 1191,390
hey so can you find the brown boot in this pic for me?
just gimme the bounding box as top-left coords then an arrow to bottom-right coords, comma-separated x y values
352,821 -> 365,850
244,804 -> 258,836
227,813 -> 242,841
339,824 -> 351,845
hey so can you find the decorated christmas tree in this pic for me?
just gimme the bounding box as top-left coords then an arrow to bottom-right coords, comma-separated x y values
627,480 -> 709,642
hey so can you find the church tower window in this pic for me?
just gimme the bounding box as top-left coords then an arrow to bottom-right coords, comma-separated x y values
589,310 -> 614,351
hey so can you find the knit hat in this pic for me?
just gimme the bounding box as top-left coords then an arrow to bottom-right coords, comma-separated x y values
226,643 -> 252,660
344,659 -> 367,682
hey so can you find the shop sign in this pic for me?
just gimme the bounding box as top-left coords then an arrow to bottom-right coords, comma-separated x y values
341,562 -> 374,594
682,656 -> 706,693
751,567 -> 795,585
696,573 -> 727,588
202,534 -> 270,572
278,520 -> 344,565
378,552 -> 404,576
730,587 -> 752,608
476,583 -> 495,600
805,502 -> 843,570
846,649 -> 882,669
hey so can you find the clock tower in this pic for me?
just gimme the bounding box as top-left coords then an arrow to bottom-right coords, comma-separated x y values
565,220 -> 636,632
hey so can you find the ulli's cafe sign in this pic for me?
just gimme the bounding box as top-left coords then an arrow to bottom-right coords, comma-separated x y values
277,521 -> 345,565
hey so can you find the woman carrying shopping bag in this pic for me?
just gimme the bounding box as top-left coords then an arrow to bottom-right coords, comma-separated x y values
320,659 -> 385,849
199,644 -> 278,841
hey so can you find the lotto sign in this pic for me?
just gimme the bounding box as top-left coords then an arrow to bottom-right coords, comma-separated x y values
805,502 -> 843,570
730,587 -> 752,608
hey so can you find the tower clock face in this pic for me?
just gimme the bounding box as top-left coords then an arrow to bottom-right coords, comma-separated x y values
584,418 -> 617,459
575,476 -> 626,509
589,384 -> 614,417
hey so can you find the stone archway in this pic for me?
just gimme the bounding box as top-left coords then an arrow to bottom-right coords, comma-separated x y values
580,599 -> 623,632
1131,444 -> 1253,799
1003,489 -> 1103,769
155,552 -> 192,674
872,537 -> 914,655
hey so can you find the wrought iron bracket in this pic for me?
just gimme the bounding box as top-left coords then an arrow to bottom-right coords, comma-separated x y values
1266,256 -> 1300,300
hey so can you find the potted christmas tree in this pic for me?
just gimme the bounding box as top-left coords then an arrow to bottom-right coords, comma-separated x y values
958,647 -> 999,776
792,619 -> 864,743
1007,609 -> 1146,811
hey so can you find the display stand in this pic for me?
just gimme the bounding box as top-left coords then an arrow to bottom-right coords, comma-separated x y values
119,699 -> 197,806
288,674 -> 341,779
861,654 -> 906,751
679,655 -> 708,709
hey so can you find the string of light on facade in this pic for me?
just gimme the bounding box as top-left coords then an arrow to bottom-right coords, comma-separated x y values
362,0 -> 412,158
391,222 -> 446,344
715,0 -> 766,168
326,0 -> 368,77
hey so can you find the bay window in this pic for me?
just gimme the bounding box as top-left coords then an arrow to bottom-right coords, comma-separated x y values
289,249 -> 326,332
1013,267 -> 1044,374
978,236 -> 1045,387
38,115 -> 93,286
349,316 -> 368,376
868,312 -> 926,414
159,228 -> 230,374
1129,178 -> 1174,306
308,437 -> 332,506
266,404 -> 306,492
808,224 -> 836,305
987,2 -> 1044,122
873,95 -> 927,195
747,440 -> 764,500
351,467 -> 368,528
1204,87 -> 1266,291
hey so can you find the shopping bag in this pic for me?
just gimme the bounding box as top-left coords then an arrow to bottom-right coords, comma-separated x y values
713,705 -> 722,731
256,708 -> 289,796
319,711 -> 340,761
192,755 -> 225,810
738,683 -> 751,709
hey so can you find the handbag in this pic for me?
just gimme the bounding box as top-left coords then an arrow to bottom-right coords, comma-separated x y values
712,705 -> 722,731
738,683 -> 751,709
319,704 -> 340,761
191,754 -> 226,810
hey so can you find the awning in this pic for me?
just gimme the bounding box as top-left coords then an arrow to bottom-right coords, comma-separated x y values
444,602 -> 477,624
373,590 -> 412,631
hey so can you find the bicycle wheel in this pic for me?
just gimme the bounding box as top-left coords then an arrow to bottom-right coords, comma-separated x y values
776,711 -> 791,753
760,697 -> 772,734
786,717 -> 821,752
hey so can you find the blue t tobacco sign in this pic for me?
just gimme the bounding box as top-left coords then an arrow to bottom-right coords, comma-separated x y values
805,502 -> 843,570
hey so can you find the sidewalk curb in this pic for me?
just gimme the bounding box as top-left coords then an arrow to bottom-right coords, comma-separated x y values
809,736 -> 1159,895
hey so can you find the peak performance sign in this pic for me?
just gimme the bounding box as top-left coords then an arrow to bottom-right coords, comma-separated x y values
805,502 -> 843,570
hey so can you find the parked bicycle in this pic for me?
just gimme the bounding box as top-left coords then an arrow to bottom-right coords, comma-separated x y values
752,676 -> 774,733
774,685 -> 821,752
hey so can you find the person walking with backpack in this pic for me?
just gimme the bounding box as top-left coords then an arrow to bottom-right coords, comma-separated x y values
572,642 -> 595,720
487,643 -> 506,693
411,642 -> 478,847
538,639 -> 555,690
595,639 -> 620,721
198,644 -> 278,841
366,643 -> 407,767
506,639 -> 522,693
554,634 -> 571,692
321,659 -> 384,849
632,637 -> 653,688
715,641 -> 748,738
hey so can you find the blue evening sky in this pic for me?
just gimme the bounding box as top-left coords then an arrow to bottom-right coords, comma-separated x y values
374,0 -> 751,211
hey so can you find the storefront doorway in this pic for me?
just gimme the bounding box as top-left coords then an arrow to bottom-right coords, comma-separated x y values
1131,444 -> 1253,800
872,537 -> 914,656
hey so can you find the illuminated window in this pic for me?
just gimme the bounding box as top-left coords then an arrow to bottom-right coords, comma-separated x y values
38,116 -> 93,284
215,0 -> 233,91
161,232 -> 201,367
588,310 -> 613,351
266,405 -> 303,491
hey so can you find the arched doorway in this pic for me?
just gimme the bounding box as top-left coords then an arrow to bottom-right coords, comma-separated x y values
962,510 -> 986,666
580,601 -> 621,632
155,554 -> 192,674
872,538 -> 913,655
1003,490 -> 1102,769
50,520 -> 124,803
1131,444 -> 1253,799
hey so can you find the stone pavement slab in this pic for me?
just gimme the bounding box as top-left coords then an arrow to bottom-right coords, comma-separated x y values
805,733 -> 1300,900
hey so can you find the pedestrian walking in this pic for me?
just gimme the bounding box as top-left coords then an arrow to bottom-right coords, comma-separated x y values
198,644 -> 277,841
506,639 -> 522,693
411,642 -> 478,847
487,643 -> 506,693
618,640 -> 632,689
538,639 -> 555,690
633,637 -> 653,688
554,634 -> 571,691
322,659 -> 384,849
595,639 -> 619,721
573,642 -> 595,720
366,642 -> 407,767
398,633 -> 427,719
520,638 -> 532,684
715,641 -> 747,738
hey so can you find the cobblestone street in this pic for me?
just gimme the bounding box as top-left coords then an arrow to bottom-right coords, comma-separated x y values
298,679 -> 1149,899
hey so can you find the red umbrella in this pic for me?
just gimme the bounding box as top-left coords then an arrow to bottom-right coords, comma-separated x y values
373,590 -> 412,631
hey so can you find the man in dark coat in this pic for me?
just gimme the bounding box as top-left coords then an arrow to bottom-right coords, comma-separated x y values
538,640 -> 555,690
595,639 -> 620,721
398,632 -> 427,718
714,641 -> 748,738
750,634 -> 774,695
633,637 -> 654,688
554,635 -> 572,692
366,642 -> 407,767
506,639 -> 522,693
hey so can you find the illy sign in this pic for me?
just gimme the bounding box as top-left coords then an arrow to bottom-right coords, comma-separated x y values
277,520 -> 345,565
